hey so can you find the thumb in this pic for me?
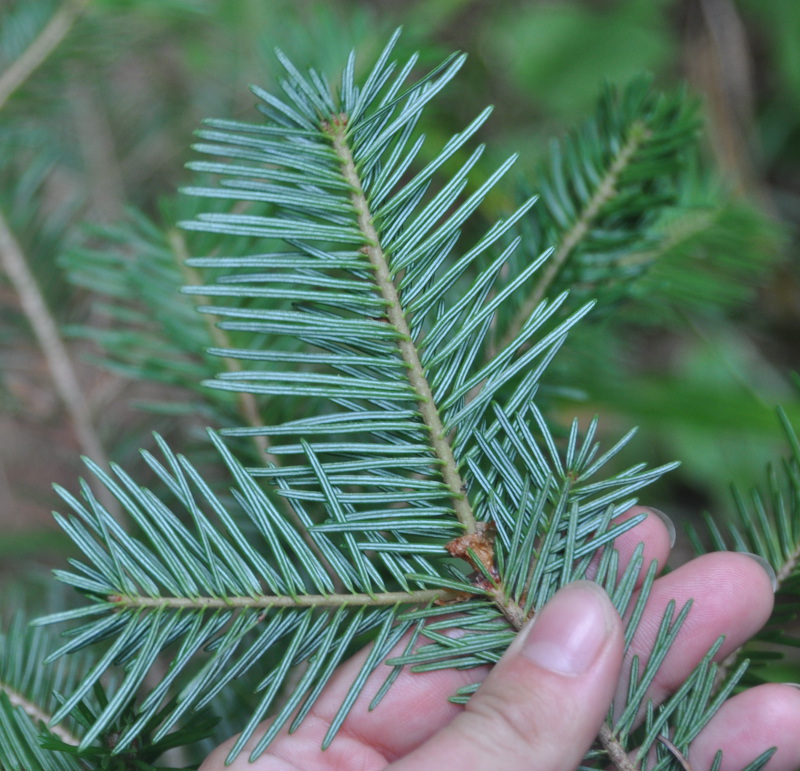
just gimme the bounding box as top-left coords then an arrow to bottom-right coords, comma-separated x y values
390,581 -> 624,771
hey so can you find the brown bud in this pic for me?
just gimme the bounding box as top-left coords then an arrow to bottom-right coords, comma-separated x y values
445,521 -> 499,580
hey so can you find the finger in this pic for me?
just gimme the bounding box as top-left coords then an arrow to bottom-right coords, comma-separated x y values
390,582 -> 624,771
200,638 -> 486,770
689,684 -> 800,771
617,551 -> 776,713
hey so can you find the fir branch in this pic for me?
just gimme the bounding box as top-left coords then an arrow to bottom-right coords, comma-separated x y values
489,594 -> 527,630
599,723 -> 637,771
489,79 -> 699,365
325,115 -> 477,534
498,120 -> 651,354
689,407 -> 800,695
39,35 -> 699,765
109,588 -> 446,610
1,686 -> 80,747
775,542 -> 800,586
0,607 -> 89,769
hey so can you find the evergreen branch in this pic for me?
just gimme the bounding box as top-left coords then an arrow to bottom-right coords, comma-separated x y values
0,608 -> 88,770
490,79 -> 699,359
0,209 -> 119,519
0,703 -> 84,771
109,588 -> 445,610
0,0 -> 91,110
636,184 -> 782,314
688,407 -> 800,694
37,427 -> 470,753
61,209 -> 293,458
1,604 -> 222,768
1,686 -> 79,748
500,120 -> 651,353
599,724 -> 637,771
326,115 -> 476,534
775,540 -> 800,587
39,35 -> 701,765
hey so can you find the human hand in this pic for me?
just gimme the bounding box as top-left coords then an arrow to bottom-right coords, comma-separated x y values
200,508 -> 800,771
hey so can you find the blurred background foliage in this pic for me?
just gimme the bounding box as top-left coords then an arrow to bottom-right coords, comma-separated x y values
2,0 -> 800,576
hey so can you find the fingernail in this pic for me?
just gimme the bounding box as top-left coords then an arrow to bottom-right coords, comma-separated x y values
520,582 -> 613,675
740,552 -> 778,592
646,508 -> 676,548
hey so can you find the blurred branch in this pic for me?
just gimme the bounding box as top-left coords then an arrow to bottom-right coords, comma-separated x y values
496,120 -> 650,355
0,0 -> 92,110
4,686 -> 80,747
0,210 -> 119,518
167,228 -> 273,460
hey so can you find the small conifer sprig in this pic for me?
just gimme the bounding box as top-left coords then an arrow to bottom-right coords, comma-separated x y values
21,31 -> 780,771
492,77 -> 698,354
0,609 -> 84,771
687,407 -> 800,693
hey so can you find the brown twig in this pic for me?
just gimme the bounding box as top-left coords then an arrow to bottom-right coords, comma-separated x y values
657,735 -> 694,771
599,723 -> 639,771
110,588 -> 448,610
0,211 -> 120,519
0,0 -> 93,111
2,683 -> 80,746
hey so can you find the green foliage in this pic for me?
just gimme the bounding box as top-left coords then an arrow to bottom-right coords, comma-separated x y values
1,31 -> 788,771
494,76 -> 699,348
688,406 -> 800,690
0,600 -> 218,771
486,1 -> 675,119
0,608 -> 86,771
3,3 -> 800,771
33,35 -> 673,763
633,172 -> 783,315
60,207 -> 260,422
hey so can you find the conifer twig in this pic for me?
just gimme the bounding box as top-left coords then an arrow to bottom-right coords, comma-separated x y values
0,0 -> 92,111
109,588 -> 447,610
714,544 -> 800,689
599,723 -> 639,771
775,544 -> 800,587
2,683 -> 80,746
496,121 -> 651,355
0,210 -> 119,519
327,115 -> 477,535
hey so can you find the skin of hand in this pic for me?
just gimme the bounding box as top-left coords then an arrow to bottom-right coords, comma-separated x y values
200,508 -> 800,771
